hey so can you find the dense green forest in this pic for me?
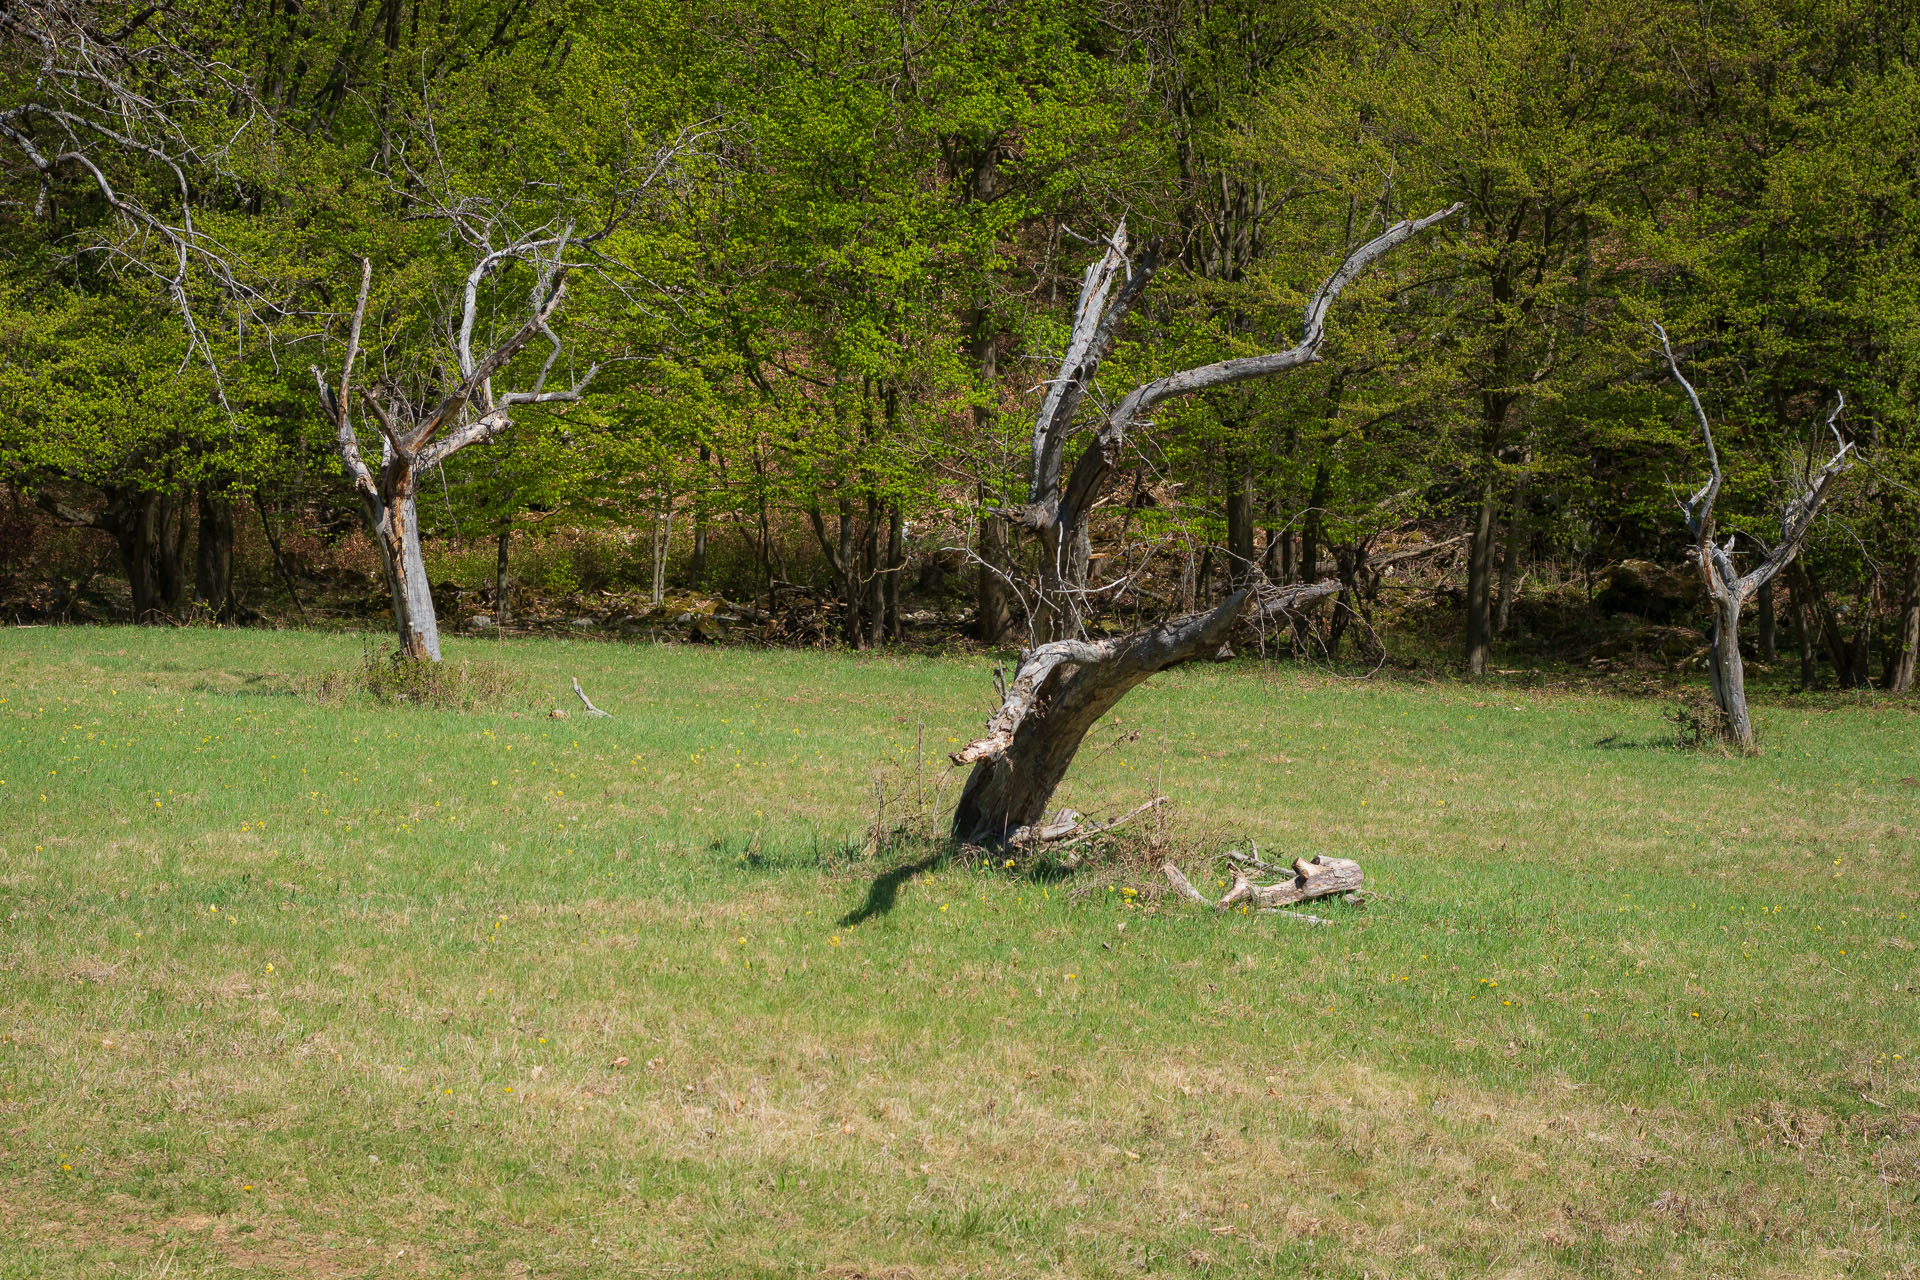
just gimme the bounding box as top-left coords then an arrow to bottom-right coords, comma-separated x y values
2,0 -> 1916,690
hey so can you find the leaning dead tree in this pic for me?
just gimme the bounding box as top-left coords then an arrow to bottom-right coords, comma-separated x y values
951,205 -> 1461,848
1655,322 -> 1853,751
313,234 -> 599,660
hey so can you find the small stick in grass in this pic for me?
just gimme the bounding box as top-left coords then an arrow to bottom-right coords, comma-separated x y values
572,678 -> 612,717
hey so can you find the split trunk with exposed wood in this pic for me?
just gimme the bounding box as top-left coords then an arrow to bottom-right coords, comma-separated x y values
948,203 -> 1459,848
1655,323 -> 1852,751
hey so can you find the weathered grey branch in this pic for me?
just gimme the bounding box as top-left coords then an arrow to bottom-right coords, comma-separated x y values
1022,224 -> 1160,524
1053,204 -> 1463,540
571,678 -> 611,717
1247,578 -> 1341,625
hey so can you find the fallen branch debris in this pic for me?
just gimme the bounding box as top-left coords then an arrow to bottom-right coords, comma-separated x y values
572,677 -> 612,717
1010,795 -> 1167,852
1161,853 -> 1363,925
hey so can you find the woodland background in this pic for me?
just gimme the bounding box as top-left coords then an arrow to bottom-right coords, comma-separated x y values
3,0 -> 1918,689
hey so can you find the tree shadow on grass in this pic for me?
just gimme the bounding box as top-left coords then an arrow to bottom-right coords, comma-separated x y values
1589,734 -> 1657,750
838,847 -> 947,927
837,841 -> 1089,927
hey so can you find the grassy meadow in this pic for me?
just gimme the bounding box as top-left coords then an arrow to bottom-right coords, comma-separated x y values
1,626 -> 1917,1278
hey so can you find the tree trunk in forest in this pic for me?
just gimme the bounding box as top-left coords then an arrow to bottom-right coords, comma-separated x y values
756,472 -> 774,612
839,499 -> 860,647
494,525 -> 514,626
1465,468 -> 1499,676
650,504 -> 673,608
1296,461 -> 1330,648
886,503 -> 905,641
195,488 -> 235,619
1757,578 -> 1777,663
1226,456 -> 1257,587
1264,511 -> 1289,583
1299,461 -> 1328,583
689,444 -> 710,587
254,489 -> 308,624
39,486 -> 191,623
1800,563 -> 1852,684
1791,568 -> 1819,688
1495,466 -> 1528,635
865,496 -> 886,649
976,504 -> 1011,643
1890,555 -> 1920,693
1843,575 -> 1875,688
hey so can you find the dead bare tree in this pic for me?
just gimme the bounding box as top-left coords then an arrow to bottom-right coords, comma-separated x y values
307,112 -> 707,660
1654,322 -> 1853,751
950,205 -> 1461,847
312,232 -> 599,660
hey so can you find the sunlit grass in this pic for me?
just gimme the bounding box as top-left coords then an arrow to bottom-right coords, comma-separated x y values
1,626 -> 1916,1278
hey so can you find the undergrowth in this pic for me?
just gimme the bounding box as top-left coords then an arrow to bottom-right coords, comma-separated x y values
299,640 -> 528,710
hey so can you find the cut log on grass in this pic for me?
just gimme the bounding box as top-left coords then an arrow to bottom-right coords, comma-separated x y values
1161,854 -> 1361,925
1219,856 -> 1362,909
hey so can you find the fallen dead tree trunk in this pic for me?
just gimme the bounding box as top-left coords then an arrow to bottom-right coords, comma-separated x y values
1161,855 -> 1360,925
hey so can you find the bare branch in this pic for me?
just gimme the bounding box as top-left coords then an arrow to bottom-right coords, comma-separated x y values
1055,204 -> 1462,535
339,258 -> 373,421
572,678 -> 611,717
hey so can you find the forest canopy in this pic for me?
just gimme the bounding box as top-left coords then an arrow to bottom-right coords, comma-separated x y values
2,0 -> 1916,692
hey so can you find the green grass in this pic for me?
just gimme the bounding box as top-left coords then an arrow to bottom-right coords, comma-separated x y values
1,627 -> 1917,1279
